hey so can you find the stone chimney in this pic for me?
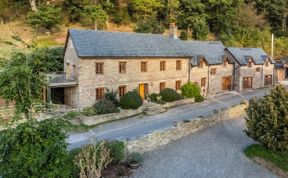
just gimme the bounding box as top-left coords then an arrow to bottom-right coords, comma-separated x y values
169,23 -> 178,39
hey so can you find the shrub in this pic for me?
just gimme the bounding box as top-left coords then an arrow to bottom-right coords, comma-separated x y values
0,120 -> 73,177
105,140 -> 125,164
27,5 -> 62,30
181,82 -> 201,98
74,141 -> 113,178
245,85 -> 288,152
149,93 -> 159,102
195,94 -> 204,102
93,98 -> 120,115
62,111 -> 81,120
180,30 -> 188,40
119,91 -> 143,109
159,88 -> 183,102
82,106 -> 97,116
105,91 -> 120,107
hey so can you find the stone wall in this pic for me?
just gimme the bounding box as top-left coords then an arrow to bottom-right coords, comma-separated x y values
190,63 -> 234,95
80,106 -> 144,126
162,98 -> 194,108
190,64 -> 209,95
77,58 -> 190,107
126,102 -> 248,153
208,64 -> 234,94
234,63 -> 274,91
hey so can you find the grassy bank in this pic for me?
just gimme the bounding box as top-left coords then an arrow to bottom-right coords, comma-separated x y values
244,144 -> 288,172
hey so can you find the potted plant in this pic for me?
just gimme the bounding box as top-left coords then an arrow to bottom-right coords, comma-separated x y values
127,152 -> 143,169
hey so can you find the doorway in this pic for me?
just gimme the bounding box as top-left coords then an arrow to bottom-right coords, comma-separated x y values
243,77 -> 253,89
139,83 -> 148,99
264,75 -> 272,86
222,76 -> 232,91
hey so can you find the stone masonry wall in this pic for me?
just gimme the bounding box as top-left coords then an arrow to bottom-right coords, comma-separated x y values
208,64 -> 234,94
126,102 -> 248,153
237,62 -> 274,91
78,58 -> 190,107
190,63 -> 234,95
190,64 -> 209,95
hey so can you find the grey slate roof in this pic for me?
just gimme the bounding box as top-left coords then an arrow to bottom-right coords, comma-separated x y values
182,41 -> 230,65
227,47 -> 274,65
69,29 -> 188,58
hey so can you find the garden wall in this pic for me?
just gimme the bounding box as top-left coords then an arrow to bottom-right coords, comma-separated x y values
126,102 -> 248,153
80,106 -> 144,126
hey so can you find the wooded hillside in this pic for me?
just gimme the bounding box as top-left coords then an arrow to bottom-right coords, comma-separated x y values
0,0 -> 287,58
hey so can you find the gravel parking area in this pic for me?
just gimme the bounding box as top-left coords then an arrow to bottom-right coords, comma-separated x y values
131,118 -> 276,178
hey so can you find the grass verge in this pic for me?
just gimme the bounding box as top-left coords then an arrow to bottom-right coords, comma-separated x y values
244,144 -> 288,172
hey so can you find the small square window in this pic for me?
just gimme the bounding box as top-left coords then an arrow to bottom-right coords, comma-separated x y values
201,78 -> 206,87
175,80 -> 181,90
141,61 -> 147,72
96,87 -> 105,100
118,85 -> 126,97
160,61 -> 166,71
160,82 -> 166,91
210,68 -> 217,75
176,60 -> 181,70
119,62 -> 126,73
256,67 -> 260,72
95,62 -> 104,74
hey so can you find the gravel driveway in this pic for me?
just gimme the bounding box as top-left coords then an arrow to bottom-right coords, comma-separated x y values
131,118 -> 276,178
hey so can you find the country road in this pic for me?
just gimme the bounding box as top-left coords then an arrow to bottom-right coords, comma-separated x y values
67,88 -> 271,150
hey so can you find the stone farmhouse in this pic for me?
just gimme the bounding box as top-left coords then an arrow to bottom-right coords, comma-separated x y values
46,28 -> 275,108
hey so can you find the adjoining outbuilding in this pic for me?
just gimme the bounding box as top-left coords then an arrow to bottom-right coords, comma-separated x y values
183,41 -> 234,95
226,47 -> 274,92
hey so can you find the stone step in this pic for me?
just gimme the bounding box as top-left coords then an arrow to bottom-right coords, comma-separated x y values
143,102 -> 166,116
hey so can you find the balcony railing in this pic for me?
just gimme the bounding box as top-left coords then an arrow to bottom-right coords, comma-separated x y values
46,72 -> 77,87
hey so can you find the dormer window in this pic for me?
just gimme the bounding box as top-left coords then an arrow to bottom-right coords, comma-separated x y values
247,59 -> 253,68
199,59 -> 205,68
223,59 -> 228,67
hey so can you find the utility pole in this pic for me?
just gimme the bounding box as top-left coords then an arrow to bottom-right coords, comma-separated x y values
271,33 -> 274,59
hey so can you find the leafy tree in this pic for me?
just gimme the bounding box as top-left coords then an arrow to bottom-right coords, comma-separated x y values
0,48 -> 63,117
204,0 -> 243,34
250,0 -> 288,34
245,85 -> 288,152
134,17 -> 165,33
177,0 -> 209,40
0,119 -> 73,177
82,4 -> 108,29
27,5 -> 62,30
130,0 -> 162,20
0,53 -> 44,116
29,47 -> 64,72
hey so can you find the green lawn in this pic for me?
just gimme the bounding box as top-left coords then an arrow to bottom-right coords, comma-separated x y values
244,144 -> 288,172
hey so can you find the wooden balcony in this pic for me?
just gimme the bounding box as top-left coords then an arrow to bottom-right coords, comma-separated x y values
46,72 -> 77,88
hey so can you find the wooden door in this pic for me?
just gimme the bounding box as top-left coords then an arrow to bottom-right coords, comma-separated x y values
243,77 -> 252,89
139,84 -> 145,99
265,75 -> 272,86
222,76 -> 232,91
139,83 -> 148,99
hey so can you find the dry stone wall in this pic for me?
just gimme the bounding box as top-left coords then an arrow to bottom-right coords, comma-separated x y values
126,102 -> 248,153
